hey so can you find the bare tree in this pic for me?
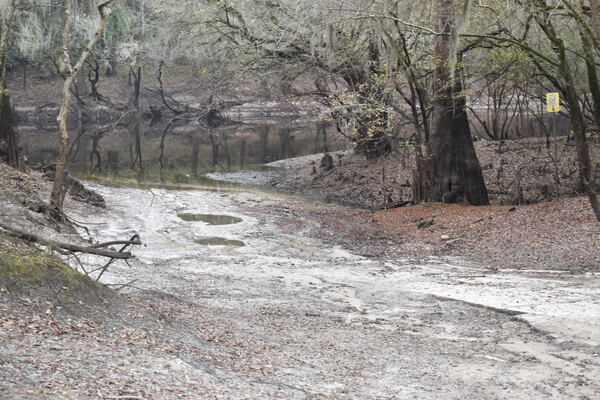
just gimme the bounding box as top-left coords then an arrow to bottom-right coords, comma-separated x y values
50,0 -> 119,210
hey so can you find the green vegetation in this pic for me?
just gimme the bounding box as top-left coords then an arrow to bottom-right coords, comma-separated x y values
0,233 -> 115,310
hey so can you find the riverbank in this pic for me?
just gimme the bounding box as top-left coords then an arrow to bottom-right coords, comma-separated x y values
209,138 -> 600,272
274,193 -> 600,272
262,136 -> 600,208
10,64 -> 323,132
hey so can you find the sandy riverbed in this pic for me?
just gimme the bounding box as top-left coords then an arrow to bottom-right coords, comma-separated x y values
3,182 -> 599,399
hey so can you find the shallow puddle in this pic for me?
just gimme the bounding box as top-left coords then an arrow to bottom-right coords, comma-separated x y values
178,213 -> 243,225
195,237 -> 246,247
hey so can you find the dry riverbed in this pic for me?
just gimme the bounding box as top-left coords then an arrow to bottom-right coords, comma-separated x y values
2,179 -> 600,399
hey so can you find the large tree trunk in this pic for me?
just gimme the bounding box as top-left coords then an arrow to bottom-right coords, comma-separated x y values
427,81 -> 489,205
419,0 -> 489,205
0,0 -> 21,170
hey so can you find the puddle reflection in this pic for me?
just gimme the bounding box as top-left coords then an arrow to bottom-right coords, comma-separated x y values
195,237 -> 246,247
178,213 -> 243,225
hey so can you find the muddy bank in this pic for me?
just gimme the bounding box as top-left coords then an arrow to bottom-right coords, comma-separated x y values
0,162 -> 82,242
249,186 -> 600,272
263,137 -> 600,209
209,139 -> 600,272
372,198 -> 600,271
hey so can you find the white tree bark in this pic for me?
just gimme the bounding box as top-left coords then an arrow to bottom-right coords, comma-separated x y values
50,0 -> 119,210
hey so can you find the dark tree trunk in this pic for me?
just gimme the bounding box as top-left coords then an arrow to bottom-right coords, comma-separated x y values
315,121 -> 328,154
131,121 -> 143,171
0,1 -> 20,170
192,133 -> 201,177
90,133 -> 102,172
159,122 -> 172,180
0,94 -> 21,169
426,88 -> 488,205
418,0 -> 488,205
210,132 -> 219,169
129,66 -> 143,172
240,139 -> 246,170
88,58 -> 102,100
130,66 -> 142,109
259,125 -> 270,163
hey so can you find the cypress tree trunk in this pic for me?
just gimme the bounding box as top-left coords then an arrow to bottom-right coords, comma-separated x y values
418,0 -> 489,205
427,81 -> 489,205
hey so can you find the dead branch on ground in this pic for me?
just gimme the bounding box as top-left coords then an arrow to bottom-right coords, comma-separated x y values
0,221 -> 139,259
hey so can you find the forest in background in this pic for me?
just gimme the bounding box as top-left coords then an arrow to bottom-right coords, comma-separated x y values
2,4 -> 600,397
0,0 -> 599,218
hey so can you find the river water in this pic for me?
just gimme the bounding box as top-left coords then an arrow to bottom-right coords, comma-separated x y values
19,119 -> 350,188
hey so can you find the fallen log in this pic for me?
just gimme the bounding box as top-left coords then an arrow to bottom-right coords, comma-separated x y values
90,239 -> 142,249
0,222 -> 135,259
95,234 -> 140,281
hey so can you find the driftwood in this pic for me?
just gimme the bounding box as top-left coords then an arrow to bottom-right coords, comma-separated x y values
0,222 -> 138,259
90,239 -> 142,249
95,234 -> 140,281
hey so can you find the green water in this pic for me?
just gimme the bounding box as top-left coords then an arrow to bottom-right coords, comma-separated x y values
195,237 -> 246,247
178,213 -> 243,225
20,119 -> 348,184
19,119 -> 361,207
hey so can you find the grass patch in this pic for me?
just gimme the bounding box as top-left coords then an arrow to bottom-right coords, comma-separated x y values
0,233 -> 117,312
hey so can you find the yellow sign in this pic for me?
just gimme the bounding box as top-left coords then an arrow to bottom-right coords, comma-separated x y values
547,92 -> 560,113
